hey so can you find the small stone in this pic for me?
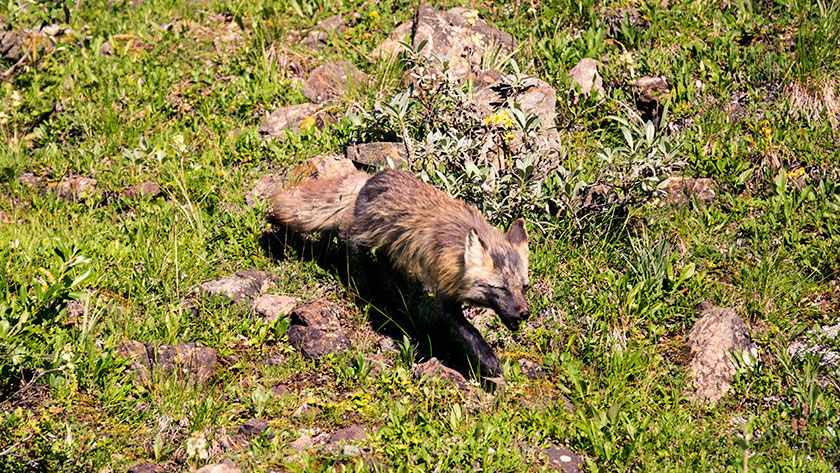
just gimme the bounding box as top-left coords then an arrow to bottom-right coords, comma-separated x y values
542,444 -> 583,472
665,177 -> 715,207
126,462 -> 164,473
246,173 -> 285,207
198,269 -> 277,303
687,304 -> 755,404
304,154 -> 358,179
270,383 -> 287,396
328,424 -> 367,444
195,464 -> 242,473
291,433 -> 312,451
252,295 -> 299,323
518,359 -> 545,379
301,15 -> 344,49
412,357 -> 471,392
48,176 -> 98,201
258,103 -> 324,140
375,7 -> 515,81
238,418 -> 269,437
292,402 -> 315,419
122,181 -> 161,200
346,142 -> 407,168
634,75 -> 670,128
342,445 -> 362,456
568,58 -> 605,99
301,61 -> 368,104
116,340 -> 153,384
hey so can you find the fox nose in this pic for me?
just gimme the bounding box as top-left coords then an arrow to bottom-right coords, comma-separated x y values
519,310 -> 530,320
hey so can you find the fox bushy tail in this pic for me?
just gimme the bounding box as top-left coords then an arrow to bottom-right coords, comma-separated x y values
268,170 -> 370,234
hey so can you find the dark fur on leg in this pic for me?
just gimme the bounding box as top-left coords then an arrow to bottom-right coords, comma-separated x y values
435,297 -> 502,377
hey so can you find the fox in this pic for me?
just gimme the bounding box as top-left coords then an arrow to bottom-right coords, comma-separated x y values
268,168 -> 530,377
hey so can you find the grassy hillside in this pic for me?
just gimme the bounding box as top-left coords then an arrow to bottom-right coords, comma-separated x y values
1,0 -> 839,471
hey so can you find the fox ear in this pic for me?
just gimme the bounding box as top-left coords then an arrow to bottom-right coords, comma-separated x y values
506,218 -> 529,265
464,229 -> 493,273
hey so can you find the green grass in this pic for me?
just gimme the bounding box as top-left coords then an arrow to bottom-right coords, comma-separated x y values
2,0 -> 840,471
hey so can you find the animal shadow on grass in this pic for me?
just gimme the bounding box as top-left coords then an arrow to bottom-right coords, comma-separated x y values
260,227 -> 492,381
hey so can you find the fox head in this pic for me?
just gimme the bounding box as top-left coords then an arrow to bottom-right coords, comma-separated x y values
462,218 -> 530,331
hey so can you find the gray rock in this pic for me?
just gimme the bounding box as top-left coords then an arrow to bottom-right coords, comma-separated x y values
687,304 -> 756,404
301,15 -> 344,49
195,464 -> 242,473
116,340 -> 153,384
329,424 -> 367,444
346,142 -> 407,168
301,61 -> 368,104
245,173 -> 285,206
238,418 -> 269,437
376,6 -> 515,81
48,176 -> 98,201
2,26 -> 69,62
290,433 -> 312,451
150,342 -> 218,385
342,445 -> 362,456
259,103 -> 323,140
634,75 -> 670,128
518,358 -> 545,379
664,177 -> 715,207
198,269 -> 277,303
286,299 -> 351,359
303,154 -> 358,179
542,444 -> 584,472
252,294 -> 299,323
117,340 -> 218,386
412,357 -> 471,392
568,58 -> 604,99
126,463 -> 164,473
122,181 -> 161,200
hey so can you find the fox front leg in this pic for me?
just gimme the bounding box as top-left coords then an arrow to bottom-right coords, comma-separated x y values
435,297 -> 502,377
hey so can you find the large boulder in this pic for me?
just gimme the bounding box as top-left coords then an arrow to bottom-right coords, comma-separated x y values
376,6 -> 515,81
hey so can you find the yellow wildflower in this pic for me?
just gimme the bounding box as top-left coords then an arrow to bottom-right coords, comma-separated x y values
503,131 -> 515,143
761,119 -> 771,143
464,9 -> 479,27
786,168 -> 805,179
299,114 -> 317,130
369,10 -> 379,20
483,110 -> 513,128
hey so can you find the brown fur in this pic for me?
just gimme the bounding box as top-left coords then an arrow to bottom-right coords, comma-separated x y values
269,168 -> 530,376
